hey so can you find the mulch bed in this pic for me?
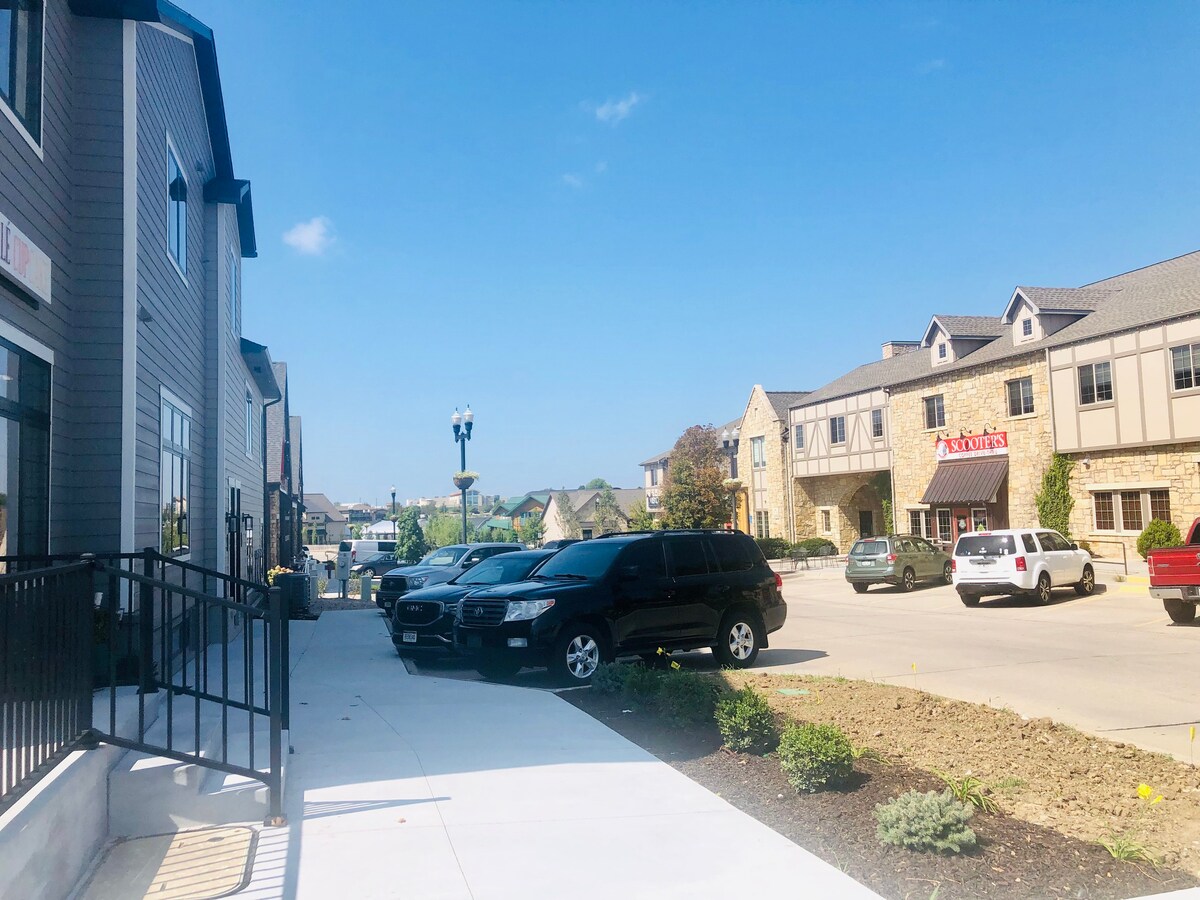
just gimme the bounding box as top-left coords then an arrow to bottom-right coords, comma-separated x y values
564,690 -> 1198,900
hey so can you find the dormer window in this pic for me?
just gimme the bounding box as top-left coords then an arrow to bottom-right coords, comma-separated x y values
1021,318 -> 1033,337
937,343 -> 947,360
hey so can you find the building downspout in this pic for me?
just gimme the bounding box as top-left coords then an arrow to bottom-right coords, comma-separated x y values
885,387 -> 898,535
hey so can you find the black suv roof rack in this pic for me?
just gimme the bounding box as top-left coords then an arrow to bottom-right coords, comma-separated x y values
595,529 -> 747,538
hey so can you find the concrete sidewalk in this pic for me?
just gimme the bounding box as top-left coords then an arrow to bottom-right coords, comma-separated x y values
241,609 -> 879,899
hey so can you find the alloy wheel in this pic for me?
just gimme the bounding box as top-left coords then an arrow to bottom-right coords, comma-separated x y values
1081,568 -> 1095,593
565,635 -> 600,679
1037,574 -> 1052,604
727,622 -> 755,661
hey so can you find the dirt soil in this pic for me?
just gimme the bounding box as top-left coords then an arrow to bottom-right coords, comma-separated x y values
565,676 -> 1200,900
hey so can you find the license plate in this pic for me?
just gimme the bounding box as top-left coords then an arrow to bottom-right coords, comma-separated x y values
467,635 -> 482,649
859,561 -> 874,567
971,559 -> 996,566
402,632 -> 417,643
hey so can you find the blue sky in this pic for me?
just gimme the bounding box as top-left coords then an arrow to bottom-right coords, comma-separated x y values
187,1 -> 1200,506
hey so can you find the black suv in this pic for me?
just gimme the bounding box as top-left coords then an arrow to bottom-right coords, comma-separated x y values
391,549 -> 556,654
453,530 -> 786,683
376,543 -> 524,615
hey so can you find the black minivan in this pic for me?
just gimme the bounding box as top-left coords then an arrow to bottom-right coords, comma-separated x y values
453,530 -> 787,683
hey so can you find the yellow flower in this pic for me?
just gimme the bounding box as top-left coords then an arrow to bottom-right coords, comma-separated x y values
670,661 -> 681,670
1137,784 -> 1152,800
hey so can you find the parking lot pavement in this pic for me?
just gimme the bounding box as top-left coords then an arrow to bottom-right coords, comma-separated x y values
757,567 -> 1199,760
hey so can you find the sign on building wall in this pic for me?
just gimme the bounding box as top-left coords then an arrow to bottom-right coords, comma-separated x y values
0,210 -> 52,305
935,431 -> 1008,461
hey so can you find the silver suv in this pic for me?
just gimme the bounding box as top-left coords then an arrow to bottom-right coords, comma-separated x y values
845,534 -> 953,593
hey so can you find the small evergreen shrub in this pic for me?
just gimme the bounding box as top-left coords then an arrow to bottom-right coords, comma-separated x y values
1137,519 -> 1183,560
795,537 -> 838,556
622,665 -> 664,701
754,537 -> 792,560
715,686 -> 778,753
875,789 -> 977,854
592,662 -> 634,695
655,669 -> 723,727
777,722 -> 854,792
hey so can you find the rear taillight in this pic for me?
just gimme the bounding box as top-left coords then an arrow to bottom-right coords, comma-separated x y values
774,572 -> 783,589
886,553 -> 897,563
1015,556 -> 1027,572
951,559 -> 956,572
351,550 -> 357,561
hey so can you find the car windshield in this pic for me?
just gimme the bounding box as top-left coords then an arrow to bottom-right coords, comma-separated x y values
850,540 -> 888,557
531,540 -> 627,580
457,555 -> 542,586
955,535 -> 1017,557
419,546 -> 468,567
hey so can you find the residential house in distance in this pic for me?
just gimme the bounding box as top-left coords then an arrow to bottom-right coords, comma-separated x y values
541,489 -> 647,542
0,0 -> 282,577
303,492 -> 348,544
340,502 -> 387,525
736,387 -> 810,540
266,362 -> 303,567
641,418 -> 742,520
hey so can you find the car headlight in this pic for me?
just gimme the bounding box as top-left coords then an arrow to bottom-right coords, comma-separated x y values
408,576 -> 428,588
503,599 -> 556,622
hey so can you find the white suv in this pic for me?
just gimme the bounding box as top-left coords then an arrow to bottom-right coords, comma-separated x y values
952,529 -> 1095,606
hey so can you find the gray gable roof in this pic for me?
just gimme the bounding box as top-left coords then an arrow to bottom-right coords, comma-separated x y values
922,315 -> 1005,346
766,392 -> 810,420
266,362 -> 288,485
304,493 -> 346,522
1011,286 -> 1116,316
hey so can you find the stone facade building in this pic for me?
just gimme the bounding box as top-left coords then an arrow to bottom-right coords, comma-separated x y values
736,386 -> 809,541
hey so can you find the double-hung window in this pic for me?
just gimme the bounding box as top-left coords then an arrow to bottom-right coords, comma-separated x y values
1078,362 -> 1113,405
161,396 -> 192,555
167,146 -> 188,275
0,1 -> 43,144
1171,343 -> 1200,391
793,423 -> 804,451
755,510 -> 770,539
751,436 -> 765,469
871,409 -> 884,439
1006,377 -> 1035,416
923,395 -> 945,430
829,416 -> 846,445
1021,318 -> 1033,338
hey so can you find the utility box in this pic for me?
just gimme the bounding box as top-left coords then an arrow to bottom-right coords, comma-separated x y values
277,573 -> 310,619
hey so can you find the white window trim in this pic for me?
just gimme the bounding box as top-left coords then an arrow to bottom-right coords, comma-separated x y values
819,507 -> 833,533
159,385 -> 193,561
829,416 -> 846,446
0,0 -> 46,159
165,133 -> 188,284
244,382 -> 255,459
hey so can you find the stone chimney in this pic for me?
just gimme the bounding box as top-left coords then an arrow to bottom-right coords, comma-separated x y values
882,341 -> 921,360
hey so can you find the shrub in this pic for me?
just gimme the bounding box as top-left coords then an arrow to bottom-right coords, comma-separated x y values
1137,519 -> 1183,560
715,686 -> 778,753
592,662 -> 634,695
875,789 -> 977,854
794,537 -> 838,556
777,722 -> 854,793
754,537 -> 792,560
622,665 -> 664,701
937,772 -> 997,813
655,669 -> 723,727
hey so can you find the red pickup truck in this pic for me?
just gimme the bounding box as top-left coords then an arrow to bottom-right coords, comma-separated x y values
1148,517 -> 1200,623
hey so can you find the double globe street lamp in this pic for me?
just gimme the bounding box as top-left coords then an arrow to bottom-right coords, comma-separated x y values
721,427 -> 741,532
451,407 -> 475,543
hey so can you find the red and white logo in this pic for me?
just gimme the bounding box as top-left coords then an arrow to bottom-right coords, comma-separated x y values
935,431 -> 1008,461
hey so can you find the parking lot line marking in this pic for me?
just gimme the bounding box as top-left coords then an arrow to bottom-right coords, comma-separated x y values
1135,617 -> 1169,628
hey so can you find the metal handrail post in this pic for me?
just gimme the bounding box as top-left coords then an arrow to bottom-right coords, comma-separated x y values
139,549 -> 157,696
266,585 -> 285,824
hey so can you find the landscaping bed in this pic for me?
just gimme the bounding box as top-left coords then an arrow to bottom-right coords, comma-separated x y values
564,667 -> 1199,900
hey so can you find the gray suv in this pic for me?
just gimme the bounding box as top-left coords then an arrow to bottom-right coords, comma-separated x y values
375,543 -> 524,615
845,534 -> 952,593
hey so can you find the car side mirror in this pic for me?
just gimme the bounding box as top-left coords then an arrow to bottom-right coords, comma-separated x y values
1070,542 -> 1079,551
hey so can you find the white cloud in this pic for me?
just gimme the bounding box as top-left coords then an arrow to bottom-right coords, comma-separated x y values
283,216 -> 334,255
561,173 -> 584,189
918,58 -> 946,75
593,91 -> 642,125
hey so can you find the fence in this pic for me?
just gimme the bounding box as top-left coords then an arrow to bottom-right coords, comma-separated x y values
0,550 -> 286,821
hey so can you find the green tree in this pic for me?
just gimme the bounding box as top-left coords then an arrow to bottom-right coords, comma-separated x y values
477,526 -> 519,543
555,492 -> 583,539
1036,453 -> 1076,539
425,513 -> 473,548
661,425 -> 727,529
517,515 -> 546,547
394,507 -> 428,562
627,500 -> 658,531
580,477 -> 612,490
593,487 -> 624,535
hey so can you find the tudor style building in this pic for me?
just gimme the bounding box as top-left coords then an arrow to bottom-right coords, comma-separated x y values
0,0 -> 284,577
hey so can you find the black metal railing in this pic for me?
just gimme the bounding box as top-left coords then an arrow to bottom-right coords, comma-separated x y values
0,550 -> 287,823
0,563 -> 94,813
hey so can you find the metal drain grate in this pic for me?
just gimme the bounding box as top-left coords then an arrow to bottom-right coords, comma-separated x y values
78,826 -> 256,899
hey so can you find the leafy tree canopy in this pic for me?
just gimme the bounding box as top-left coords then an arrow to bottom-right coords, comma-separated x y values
661,425 -> 727,529
556,492 -> 583,540
394,507 -> 428,562
593,487 -> 624,535
580,477 -> 612,490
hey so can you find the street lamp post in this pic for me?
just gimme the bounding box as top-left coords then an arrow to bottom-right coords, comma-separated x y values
390,485 -> 397,539
451,406 -> 474,543
721,427 -> 741,531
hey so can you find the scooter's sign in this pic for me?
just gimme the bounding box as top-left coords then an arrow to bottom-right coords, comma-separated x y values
935,431 -> 1008,461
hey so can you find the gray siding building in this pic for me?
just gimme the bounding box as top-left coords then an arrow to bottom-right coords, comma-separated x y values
0,0 -> 281,578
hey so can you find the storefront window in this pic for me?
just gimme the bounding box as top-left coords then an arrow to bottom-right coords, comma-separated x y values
0,339 -> 50,566
1119,491 -> 1143,532
936,509 -> 952,544
1149,490 -> 1171,524
971,508 -> 988,531
1093,492 -> 1115,531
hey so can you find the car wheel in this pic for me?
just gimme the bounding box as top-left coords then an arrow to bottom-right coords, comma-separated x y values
712,611 -> 764,669
942,562 -> 953,585
551,624 -> 606,684
363,567 -> 376,577
1164,599 -> 1197,624
852,583 -> 869,594
900,568 -> 916,592
1074,564 -> 1095,596
1034,572 -> 1053,605
958,591 -> 980,607
475,659 -> 522,680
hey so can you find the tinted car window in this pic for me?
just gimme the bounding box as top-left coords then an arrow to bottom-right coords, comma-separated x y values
666,536 -> 709,577
1021,533 -> 1038,553
620,539 -> 667,578
338,541 -> 350,552
421,547 -> 468,567
955,535 -> 1017,557
709,536 -> 753,572
534,540 -> 626,579
850,540 -> 888,556
378,542 -> 396,553
457,554 -> 543,585
914,538 -> 936,553
1038,531 -> 1070,552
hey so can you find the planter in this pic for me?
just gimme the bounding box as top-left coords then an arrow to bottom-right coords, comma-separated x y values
722,478 -> 743,493
453,476 -> 475,491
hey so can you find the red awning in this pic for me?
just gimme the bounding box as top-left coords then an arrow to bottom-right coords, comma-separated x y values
920,458 -> 1009,505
